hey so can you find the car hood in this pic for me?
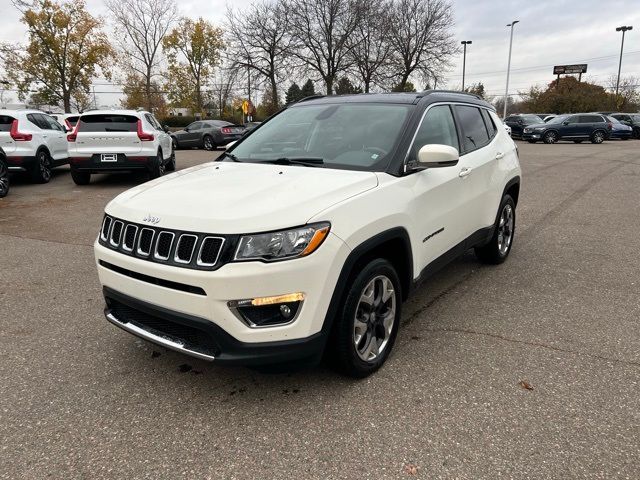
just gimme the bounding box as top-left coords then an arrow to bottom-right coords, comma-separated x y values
106,162 -> 379,233
526,123 -> 548,129
173,129 -> 187,135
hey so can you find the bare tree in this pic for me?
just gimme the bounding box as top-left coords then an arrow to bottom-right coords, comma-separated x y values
286,0 -> 362,95
389,0 -> 456,91
226,0 -> 291,112
606,74 -> 640,110
347,0 -> 392,93
106,0 -> 177,112
211,66 -> 240,120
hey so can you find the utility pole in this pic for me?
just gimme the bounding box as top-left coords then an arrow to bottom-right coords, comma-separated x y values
461,41 -> 472,91
615,26 -> 633,96
503,20 -> 519,118
247,65 -> 252,122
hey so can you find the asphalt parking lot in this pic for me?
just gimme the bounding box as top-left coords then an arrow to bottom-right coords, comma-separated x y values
1,142 -> 639,479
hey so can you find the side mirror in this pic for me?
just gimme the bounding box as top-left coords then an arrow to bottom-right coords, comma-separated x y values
162,124 -> 170,133
413,144 -> 459,170
184,127 -> 190,132
562,121 -> 570,125
225,141 -> 237,150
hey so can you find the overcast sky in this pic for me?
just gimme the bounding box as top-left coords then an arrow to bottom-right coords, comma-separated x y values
1,0 -> 639,106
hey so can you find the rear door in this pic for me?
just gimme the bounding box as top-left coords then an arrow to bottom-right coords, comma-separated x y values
560,115 -> 582,138
0,115 -> 16,154
40,114 -> 68,160
75,114 -> 142,155
182,122 -> 202,145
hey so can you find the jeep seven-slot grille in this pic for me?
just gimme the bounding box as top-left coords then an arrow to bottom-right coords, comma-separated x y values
99,215 -> 226,270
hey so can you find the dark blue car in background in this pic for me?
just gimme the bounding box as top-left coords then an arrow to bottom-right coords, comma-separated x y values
522,114 -> 612,144
607,116 -> 633,140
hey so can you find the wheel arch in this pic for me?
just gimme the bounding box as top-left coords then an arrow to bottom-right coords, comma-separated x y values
503,175 -> 521,206
320,227 -> 414,343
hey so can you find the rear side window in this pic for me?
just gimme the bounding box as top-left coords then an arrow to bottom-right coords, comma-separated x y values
455,105 -> 490,152
27,113 -> 47,130
579,115 -> 604,123
187,122 -> 203,130
410,105 -> 459,159
79,115 -> 138,132
66,116 -> 79,126
0,115 -> 14,132
481,109 -> 498,137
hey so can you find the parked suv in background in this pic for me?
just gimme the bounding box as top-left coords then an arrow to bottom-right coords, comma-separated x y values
171,120 -> 245,151
68,110 -> 175,185
611,113 -> 640,139
522,114 -> 611,144
95,91 -> 521,378
504,114 -> 543,138
0,110 -> 69,183
51,113 -> 81,132
0,146 -> 9,197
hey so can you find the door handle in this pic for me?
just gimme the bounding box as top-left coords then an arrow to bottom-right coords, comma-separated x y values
459,167 -> 472,178
495,152 -> 505,160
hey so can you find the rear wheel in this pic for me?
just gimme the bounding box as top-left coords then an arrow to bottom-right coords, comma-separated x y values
543,131 -> 558,144
31,149 -> 52,183
590,130 -> 605,144
632,128 -> 640,139
331,258 -> 401,378
70,168 -> 91,185
149,151 -> 165,179
202,135 -> 215,151
475,194 -> 516,265
0,158 -> 9,198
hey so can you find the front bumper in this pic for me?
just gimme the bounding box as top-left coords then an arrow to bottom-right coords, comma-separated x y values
71,154 -> 156,173
522,132 -> 542,140
95,232 -> 350,362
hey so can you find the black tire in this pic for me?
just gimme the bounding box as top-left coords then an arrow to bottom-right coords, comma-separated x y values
149,151 -> 166,179
632,128 -> 640,139
331,258 -> 402,378
202,135 -> 215,151
0,157 -> 9,198
31,149 -> 52,183
573,140 -> 584,144
171,137 -> 179,150
475,194 -> 516,265
543,131 -> 558,144
70,168 -> 91,185
166,152 -> 176,171
590,130 -> 605,144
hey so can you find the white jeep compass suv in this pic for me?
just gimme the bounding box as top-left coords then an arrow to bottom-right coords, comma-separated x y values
95,91 -> 521,377
68,110 -> 174,185
0,110 -> 69,183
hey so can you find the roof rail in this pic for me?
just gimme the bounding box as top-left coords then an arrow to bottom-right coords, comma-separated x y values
297,95 -> 326,104
423,89 -> 483,100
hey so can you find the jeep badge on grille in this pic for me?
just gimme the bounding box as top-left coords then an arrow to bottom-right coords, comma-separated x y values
143,214 -> 161,225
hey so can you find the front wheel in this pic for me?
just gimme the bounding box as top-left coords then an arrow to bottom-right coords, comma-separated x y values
31,149 -> 52,183
0,158 -> 9,198
543,131 -> 558,144
590,131 -> 605,144
475,194 -> 516,264
148,151 -> 166,179
332,258 -> 401,378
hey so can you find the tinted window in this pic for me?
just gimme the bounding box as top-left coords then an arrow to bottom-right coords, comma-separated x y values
521,115 -> 541,125
579,115 -> 604,123
78,114 -> 138,132
505,116 -> 517,123
66,116 -> 79,126
27,114 -> 46,129
410,105 -> 459,159
230,103 -> 411,171
145,114 -> 163,131
481,109 -> 497,137
43,115 -> 64,131
0,115 -> 14,132
187,122 -> 203,130
455,105 -> 490,151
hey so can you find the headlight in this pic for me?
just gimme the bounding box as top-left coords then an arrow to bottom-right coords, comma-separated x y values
533,127 -> 545,132
234,222 -> 330,261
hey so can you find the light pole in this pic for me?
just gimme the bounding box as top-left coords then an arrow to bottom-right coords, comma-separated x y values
503,20 -> 519,118
461,40 -> 472,91
615,26 -> 633,96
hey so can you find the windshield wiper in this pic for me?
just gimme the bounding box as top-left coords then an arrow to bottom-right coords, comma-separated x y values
269,157 -> 324,167
217,151 -> 240,162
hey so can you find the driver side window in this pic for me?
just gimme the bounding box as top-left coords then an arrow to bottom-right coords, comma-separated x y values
410,105 -> 459,160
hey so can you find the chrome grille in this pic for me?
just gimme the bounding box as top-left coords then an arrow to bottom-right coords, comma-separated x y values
99,215 -> 226,270
154,231 -> 175,260
175,234 -> 197,264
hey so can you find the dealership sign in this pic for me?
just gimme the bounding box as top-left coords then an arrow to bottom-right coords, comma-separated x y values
553,64 -> 588,75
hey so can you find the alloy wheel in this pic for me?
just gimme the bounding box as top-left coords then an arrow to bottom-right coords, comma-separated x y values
544,132 -> 557,144
497,204 -> 514,256
39,152 -> 51,182
204,136 -> 214,150
353,275 -> 396,362
0,161 -> 9,197
593,132 -> 604,144
158,154 -> 165,176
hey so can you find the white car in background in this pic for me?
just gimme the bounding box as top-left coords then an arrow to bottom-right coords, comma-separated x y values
0,109 -> 69,183
51,113 -> 81,132
67,109 -> 175,185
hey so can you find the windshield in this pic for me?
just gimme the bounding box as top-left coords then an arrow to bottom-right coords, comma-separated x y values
547,115 -> 569,124
521,115 -> 542,124
228,103 -> 412,171
607,116 -> 621,124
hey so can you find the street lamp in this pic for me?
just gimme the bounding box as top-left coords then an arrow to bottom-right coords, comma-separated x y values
461,41 -> 472,91
615,26 -> 633,96
503,20 -> 519,118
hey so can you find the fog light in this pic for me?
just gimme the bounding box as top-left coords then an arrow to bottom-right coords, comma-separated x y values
228,293 -> 305,328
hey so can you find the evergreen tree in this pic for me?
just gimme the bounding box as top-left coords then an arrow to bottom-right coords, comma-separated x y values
301,79 -> 316,97
334,77 -> 363,95
285,83 -> 303,104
